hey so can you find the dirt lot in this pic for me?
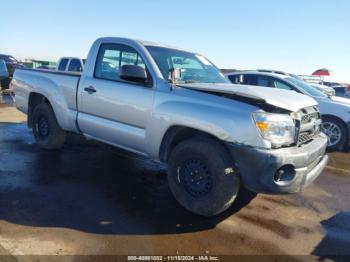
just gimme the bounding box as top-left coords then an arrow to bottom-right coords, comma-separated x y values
0,94 -> 349,260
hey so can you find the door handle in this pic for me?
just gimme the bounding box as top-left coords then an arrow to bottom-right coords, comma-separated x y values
84,86 -> 96,94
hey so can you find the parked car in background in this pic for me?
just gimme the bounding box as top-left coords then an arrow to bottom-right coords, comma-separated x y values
323,81 -> 341,87
226,71 -> 350,151
332,85 -> 350,98
0,59 -> 9,90
257,69 -> 289,76
12,37 -> 328,216
257,69 -> 303,81
310,83 -> 336,97
0,54 -> 24,89
56,57 -> 85,73
258,70 -> 336,97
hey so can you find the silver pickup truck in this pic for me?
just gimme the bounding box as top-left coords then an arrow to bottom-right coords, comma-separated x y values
12,37 -> 328,216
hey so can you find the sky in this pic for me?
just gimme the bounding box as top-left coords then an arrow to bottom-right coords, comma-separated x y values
1,0 -> 349,82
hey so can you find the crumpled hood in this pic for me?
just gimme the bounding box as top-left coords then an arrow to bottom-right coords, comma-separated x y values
178,83 -> 318,112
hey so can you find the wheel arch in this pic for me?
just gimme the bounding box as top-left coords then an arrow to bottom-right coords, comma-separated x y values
322,114 -> 349,132
158,125 -> 233,163
27,92 -> 52,128
322,114 -> 349,145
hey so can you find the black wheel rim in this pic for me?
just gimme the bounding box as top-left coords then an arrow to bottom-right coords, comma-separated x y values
179,159 -> 213,198
37,115 -> 50,139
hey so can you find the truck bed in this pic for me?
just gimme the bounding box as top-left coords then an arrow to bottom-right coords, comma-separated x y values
12,68 -> 81,132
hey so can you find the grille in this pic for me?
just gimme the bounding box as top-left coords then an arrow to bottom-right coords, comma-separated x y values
298,131 -> 319,144
297,106 -> 321,145
301,112 -> 319,124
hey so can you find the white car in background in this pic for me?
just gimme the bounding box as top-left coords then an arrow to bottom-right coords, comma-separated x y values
226,71 -> 350,151
258,70 -> 337,96
56,57 -> 85,73
310,83 -> 336,97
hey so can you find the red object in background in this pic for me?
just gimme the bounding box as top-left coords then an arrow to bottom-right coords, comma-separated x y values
312,68 -> 332,76
346,85 -> 350,92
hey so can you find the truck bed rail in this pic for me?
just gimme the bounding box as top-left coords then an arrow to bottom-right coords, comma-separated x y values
16,67 -> 81,77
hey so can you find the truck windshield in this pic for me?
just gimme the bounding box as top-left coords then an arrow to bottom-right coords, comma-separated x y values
146,46 -> 229,84
286,77 -> 327,98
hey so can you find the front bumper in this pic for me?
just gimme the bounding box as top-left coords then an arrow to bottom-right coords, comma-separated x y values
227,133 -> 328,194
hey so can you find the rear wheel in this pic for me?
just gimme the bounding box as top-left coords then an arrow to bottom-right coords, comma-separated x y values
32,103 -> 66,149
168,137 -> 240,216
321,116 -> 347,151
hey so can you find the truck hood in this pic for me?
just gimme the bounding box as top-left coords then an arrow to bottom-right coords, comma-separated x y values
178,83 -> 318,112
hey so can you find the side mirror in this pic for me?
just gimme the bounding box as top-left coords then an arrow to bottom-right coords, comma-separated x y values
168,68 -> 182,83
120,65 -> 147,83
0,59 -> 9,79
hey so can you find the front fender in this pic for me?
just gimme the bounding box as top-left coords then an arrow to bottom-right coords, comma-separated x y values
146,99 -> 266,159
319,99 -> 350,123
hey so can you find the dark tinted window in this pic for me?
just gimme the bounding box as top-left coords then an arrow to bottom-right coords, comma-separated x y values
334,87 -> 345,96
242,74 -> 258,85
257,76 -> 273,87
58,59 -> 69,71
229,74 -> 272,86
68,59 -> 83,72
95,43 -> 148,83
228,74 -> 241,84
0,59 -> 7,72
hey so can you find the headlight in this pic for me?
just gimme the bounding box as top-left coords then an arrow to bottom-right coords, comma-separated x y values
253,112 -> 296,148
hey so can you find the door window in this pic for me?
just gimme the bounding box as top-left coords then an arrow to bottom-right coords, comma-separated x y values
95,44 -> 148,83
242,74 -> 258,85
257,76 -> 273,87
228,74 -> 242,84
274,79 -> 294,90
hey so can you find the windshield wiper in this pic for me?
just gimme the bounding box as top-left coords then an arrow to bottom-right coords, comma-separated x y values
183,80 -> 200,84
172,79 -> 201,84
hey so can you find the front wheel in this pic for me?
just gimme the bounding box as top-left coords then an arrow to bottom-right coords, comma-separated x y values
168,137 -> 240,216
321,116 -> 348,151
32,103 -> 66,149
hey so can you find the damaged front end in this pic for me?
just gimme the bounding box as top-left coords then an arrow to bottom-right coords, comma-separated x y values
177,82 -> 328,194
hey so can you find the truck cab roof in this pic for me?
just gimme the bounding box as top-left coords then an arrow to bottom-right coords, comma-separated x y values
95,37 -> 195,53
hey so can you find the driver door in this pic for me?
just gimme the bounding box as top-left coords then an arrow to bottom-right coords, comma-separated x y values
78,43 -> 155,154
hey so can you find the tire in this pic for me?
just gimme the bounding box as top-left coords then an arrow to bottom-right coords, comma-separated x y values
0,78 -> 10,90
168,137 -> 240,216
32,103 -> 66,149
321,116 -> 348,151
